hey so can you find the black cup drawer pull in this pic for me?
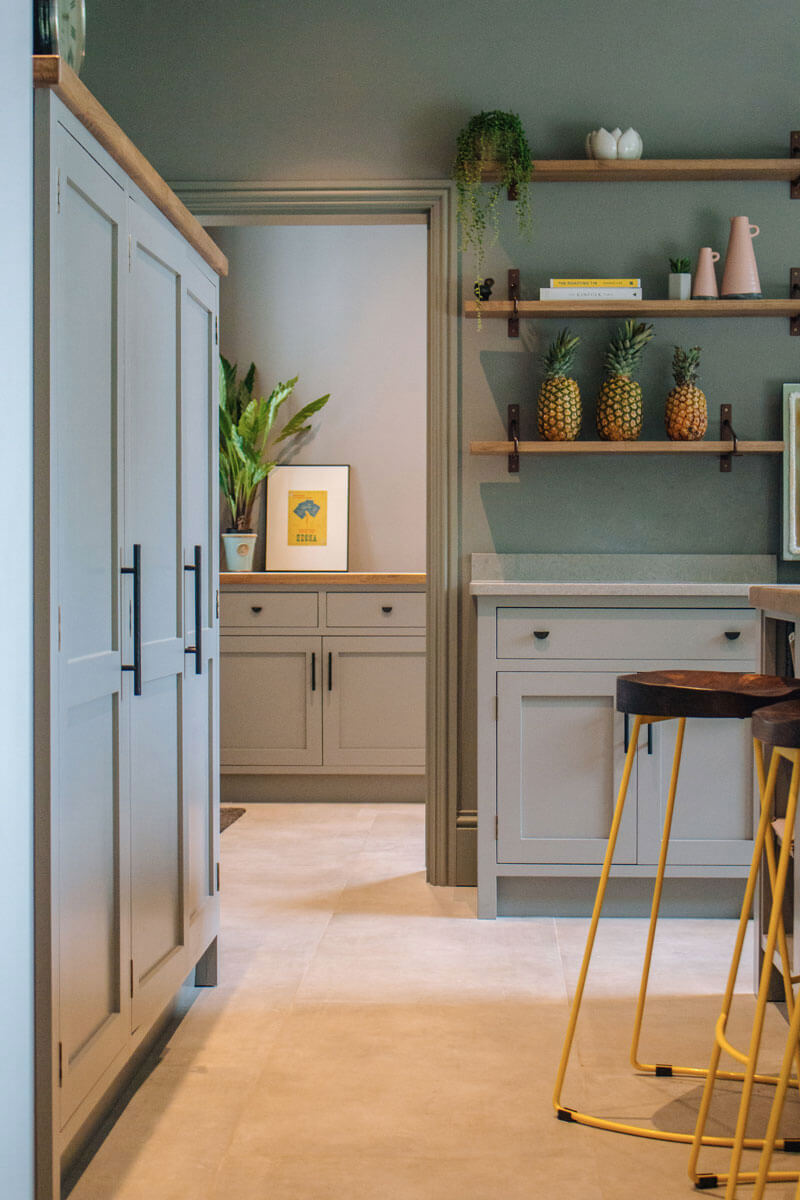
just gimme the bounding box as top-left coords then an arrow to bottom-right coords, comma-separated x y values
251,605 -> 263,614
381,605 -> 393,614
533,630 -> 550,640
724,630 -> 741,641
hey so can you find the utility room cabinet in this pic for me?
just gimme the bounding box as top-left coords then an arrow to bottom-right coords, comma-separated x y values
476,593 -> 761,917
34,65 -> 226,1198
220,584 -> 426,774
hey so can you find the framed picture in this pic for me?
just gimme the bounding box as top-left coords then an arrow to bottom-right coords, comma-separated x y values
265,465 -> 350,572
783,385 -> 800,560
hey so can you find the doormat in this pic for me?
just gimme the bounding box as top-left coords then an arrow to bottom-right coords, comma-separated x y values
220,807 -> 246,832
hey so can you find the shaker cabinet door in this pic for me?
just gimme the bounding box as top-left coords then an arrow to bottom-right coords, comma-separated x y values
125,200 -> 188,1031
220,635 -> 323,766
496,672 -> 637,865
52,127 -> 131,1125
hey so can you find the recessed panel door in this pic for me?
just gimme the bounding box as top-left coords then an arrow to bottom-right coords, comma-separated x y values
181,261 -> 220,962
220,636 -> 322,766
52,128 -> 130,1123
322,636 -> 426,768
125,200 -> 187,1030
496,672 -> 637,865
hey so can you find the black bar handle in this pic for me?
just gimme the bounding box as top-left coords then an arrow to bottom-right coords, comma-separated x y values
183,544 -> 203,674
624,712 -> 629,753
311,652 -> 316,692
647,723 -> 653,755
328,651 -> 333,691
724,630 -> 741,641
121,543 -> 142,696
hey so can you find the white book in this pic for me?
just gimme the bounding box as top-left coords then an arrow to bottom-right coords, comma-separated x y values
539,287 -> 642,300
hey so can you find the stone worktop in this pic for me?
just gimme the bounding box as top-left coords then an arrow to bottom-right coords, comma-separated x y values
470,553 -> 776,598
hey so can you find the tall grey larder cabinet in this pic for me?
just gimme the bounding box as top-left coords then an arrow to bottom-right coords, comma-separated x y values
33,61 -> 227,1198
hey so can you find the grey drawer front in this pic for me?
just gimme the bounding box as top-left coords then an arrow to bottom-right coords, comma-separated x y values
496,607 -> 758,661
222,591 -> 318,629
326,591 -> 426,628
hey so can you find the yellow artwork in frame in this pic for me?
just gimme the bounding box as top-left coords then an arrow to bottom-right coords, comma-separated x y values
287,490 -> 328,546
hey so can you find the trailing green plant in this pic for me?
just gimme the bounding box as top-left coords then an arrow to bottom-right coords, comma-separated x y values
669,256 -> 692,273
219,355 -> 329,531
453,110 -> 533,295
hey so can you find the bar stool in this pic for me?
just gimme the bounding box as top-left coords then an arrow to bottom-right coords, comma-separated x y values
553,668 -> 800,1151
690,697 -> 800,1195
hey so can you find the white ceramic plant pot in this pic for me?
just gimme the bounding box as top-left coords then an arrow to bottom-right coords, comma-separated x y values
668,273 -> 692,300
221,531 -> 257,571
617,127 -> 643,159
590,128 -> 618,159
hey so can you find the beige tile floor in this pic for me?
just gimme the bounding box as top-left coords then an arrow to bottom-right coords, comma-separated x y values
68,803 -> 800,1199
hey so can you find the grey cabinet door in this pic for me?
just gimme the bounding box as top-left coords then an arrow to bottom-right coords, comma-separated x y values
180,260 -> 220,961
51,128 -> 131,1123
637,708 -> 756,866
496,672 -> 637,865
322,636 -> 426,767
220,635 -> 323,766
125,200 -> 188,1030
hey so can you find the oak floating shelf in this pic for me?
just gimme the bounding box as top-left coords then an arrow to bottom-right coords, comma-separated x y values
478,156 -> 800,186
470,440 -> 785,455
465,299 -> 800,320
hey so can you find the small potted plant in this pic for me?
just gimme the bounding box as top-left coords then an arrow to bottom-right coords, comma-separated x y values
453,111 -> 533,310
668,256 -> 692,300
219,356 -> 329,571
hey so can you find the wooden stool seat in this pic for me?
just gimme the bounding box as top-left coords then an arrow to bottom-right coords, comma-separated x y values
752,698 -> 800,748
617,670 -> 800,720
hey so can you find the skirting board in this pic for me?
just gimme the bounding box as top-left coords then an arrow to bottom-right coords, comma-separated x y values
221,773 -> 425,805
496,875 -> 747,918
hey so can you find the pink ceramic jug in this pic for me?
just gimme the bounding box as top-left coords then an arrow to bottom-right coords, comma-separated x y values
692,247 -> 720,299
720,217 -> 762,298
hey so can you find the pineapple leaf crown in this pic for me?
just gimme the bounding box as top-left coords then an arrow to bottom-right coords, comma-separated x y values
543,328 -> 580,379
671,344 -> 701,386
603,319 -> 655,379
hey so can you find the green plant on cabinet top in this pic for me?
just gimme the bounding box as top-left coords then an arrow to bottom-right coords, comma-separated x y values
219,356 -> 330,532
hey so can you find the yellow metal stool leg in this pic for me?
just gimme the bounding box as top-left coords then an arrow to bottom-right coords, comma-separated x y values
752,968 -> 800,1198
689,748 -> 800,1193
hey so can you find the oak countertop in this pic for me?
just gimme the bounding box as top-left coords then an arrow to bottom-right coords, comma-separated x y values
749,585 -> 800,619
220,572 -> 426,587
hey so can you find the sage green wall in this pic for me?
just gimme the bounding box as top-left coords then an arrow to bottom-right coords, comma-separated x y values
84,0 -> 800,878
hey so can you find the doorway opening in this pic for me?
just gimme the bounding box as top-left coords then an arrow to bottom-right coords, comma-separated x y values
180,184 -> 457,882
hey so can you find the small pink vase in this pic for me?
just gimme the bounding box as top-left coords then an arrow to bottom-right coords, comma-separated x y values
720,216 -> 762,299
692,247 -> 720,299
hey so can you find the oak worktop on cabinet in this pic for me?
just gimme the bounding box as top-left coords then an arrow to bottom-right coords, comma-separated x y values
220,572 -> 426,776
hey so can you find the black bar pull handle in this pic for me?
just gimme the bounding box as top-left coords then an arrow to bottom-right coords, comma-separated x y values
311,652 -> 316,692
328,651 -> 333,691
183,544 -> 203,674
647,723 -> 653,755
624,712 -> 629,753
121,543 -> 142,696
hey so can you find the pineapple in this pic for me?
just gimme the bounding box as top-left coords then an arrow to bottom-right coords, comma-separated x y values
665,345 -> 708,440
596,319 -> 655,441
537,328 -> 582,440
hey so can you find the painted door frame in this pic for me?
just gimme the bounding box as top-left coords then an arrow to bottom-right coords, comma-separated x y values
172,182 -> 459,884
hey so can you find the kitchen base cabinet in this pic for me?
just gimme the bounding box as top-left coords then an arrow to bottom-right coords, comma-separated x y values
476,594 -> 761,918
220,584 -> 426,777
34,81 -> 223,1197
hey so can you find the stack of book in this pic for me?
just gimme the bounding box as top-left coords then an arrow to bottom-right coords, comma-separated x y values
539,277 -> 642,299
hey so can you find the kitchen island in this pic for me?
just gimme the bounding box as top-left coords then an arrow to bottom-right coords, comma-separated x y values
473,553 -> 776,917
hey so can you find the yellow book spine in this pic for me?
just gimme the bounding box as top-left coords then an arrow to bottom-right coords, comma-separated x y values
550,278 -> 640,288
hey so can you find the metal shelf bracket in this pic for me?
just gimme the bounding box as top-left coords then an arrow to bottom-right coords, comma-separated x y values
720,403 -> 740,472
791,132 -> 800,199
508,269 -> 520,338
507,404 -> 520,473
791,268 -> 800,335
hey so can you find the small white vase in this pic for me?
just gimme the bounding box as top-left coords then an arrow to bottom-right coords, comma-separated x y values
668,273 -> 692,300
590,128 -> 618,159
617,127 -> 643,159
221,531 -> 257,571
